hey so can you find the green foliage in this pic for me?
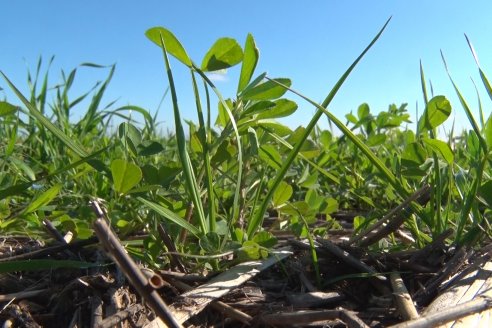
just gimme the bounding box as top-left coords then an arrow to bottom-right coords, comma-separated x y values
1,22 -> 492,273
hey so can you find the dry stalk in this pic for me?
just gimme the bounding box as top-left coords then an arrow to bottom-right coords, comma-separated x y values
347,184 -> 431,247
390,272 -> 419,320
389,296 -> 492,328
90,200 -> 182,328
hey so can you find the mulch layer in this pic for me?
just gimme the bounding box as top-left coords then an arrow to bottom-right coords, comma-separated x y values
1,218 -> 492,328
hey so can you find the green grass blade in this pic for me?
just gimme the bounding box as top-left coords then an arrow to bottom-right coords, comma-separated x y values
264,130 -> 340,185
465,34 -> 492,102
247,17 -> 394,239
190,71 -> 216,231
420,62 -> 442,233
1,71 -> 89,157
158,33 -> 207,233
441,51 -> 488,153
137,197 -> 200,236
193,66 -> 244,230
0,259 -> 99,273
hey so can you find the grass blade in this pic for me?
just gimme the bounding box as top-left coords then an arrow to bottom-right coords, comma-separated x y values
1,71 -> 89,158
158,33 -> 207,233
247,17 -> 394,238
441,51 -> 488,153
137,197 -> 200,236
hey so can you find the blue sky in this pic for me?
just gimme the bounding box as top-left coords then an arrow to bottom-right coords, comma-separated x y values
2,1 -> 492,134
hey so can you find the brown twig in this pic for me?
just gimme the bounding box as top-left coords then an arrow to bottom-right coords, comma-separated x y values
0,289 -> 48,302
409,228 -> 453,264
90,294 -> 103,328
316,238 -> 386,281
389,296 -> 492,328
347,184 -> 431,247
42,218 -> 67,243
90,200 -> 182,328
415,246 -> 473,305
390,272 -> 419,320
157,224 -> 187,273
260,309 -> 369,328
95,304 -> 145,328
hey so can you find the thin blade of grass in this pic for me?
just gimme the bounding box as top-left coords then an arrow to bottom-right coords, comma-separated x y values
441,51 -> 488,154
158,33 -> 207,233
190,71 -> 216,232
247,17 -> 394,239
137,197 -> 200,236
465,34 -> 492,102
193,66 -> 244,234
1,71 -> 89,158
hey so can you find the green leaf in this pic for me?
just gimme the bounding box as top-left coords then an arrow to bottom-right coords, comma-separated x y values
257,120 -> 293,136
419,95 -> 451,131
201,37 -> 243,72
24,184 -> 62,214
238,33 -> 259,93
422,138 -> 454,164
238,240 -> 261,261
305,189 -> 324,209
401,142 -> 427,165
111,159 -> 142,194
145,27 -> 192,66
479,180 -> 492,208
242,78 -> 291,101
256,99 -> 298,120
252,231 -> 277,248
272,181 -> 292,208
322,198 -> 339,215
137,197 -> 200,236
484,114 -> 492,149
9,158 -> 36,181
245,17 -> 394,238
357,103 -> 370,120
138,141 -> 164,156
0,101 -> 18,116
366,134 -> 386,147
259,144 -> 282,169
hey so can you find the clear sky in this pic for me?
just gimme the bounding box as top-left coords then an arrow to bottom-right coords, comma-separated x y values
2,1 -> 492,134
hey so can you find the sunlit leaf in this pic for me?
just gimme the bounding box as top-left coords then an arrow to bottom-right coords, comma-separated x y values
252,231 -> 277,248
201,37 -> 243,72
0,101 -> 18,116
423,138 -> 454,164
137,197 -> 200,236
272,181 -> 292,208
24,184 -> 62,214
238,33 -> 259,93
419,95 -> 451,131
111,159 -> 142,194
146,27 -> 192,66
242,78 -> 291,101
256,99 -> 297,120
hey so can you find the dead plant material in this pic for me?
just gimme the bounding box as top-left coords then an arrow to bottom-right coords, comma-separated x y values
259,308 -> 369,328
347,184 -> 431,247
414,246 -> 473,305
389,296 -> 492,328
390,272 -> 419,320
316,238 -> 386,281
90,200 -> 182,328
95,303 -> 145,328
